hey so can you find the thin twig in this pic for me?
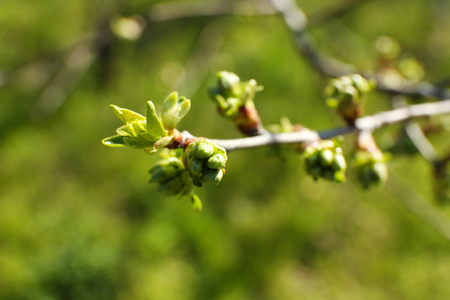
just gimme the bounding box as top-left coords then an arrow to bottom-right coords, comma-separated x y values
30,40 -> 99,121
308,0 -> 375,27
169,21 -> 229,96
203,99 -> 450,152
387,171 -> 450,242
269,0 -> 450,99
392,96 -> 437,161
147,0 -> 276,22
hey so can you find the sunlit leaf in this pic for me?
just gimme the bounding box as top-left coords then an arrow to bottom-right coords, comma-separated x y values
102,135 -> 127,147
110,104 -> 145,124
146,101 -> 167,139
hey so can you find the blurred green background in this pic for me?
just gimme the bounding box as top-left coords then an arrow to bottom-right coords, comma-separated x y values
1,0 -> 450,299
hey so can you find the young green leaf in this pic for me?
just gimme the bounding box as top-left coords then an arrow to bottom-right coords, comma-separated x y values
110,105 -> 145,124
102,135 -> 127,147
191,194 -> 203,212
161,92 -> 191,131
153,135 -> 174,150
146,101 -> 167,139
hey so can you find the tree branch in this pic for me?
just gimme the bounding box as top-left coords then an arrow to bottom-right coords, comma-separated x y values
392,96 -> 438,162
269,0 -> 450,99
147,0 -> 276,22
202,99 -> 450,152
387,171 -> 450,242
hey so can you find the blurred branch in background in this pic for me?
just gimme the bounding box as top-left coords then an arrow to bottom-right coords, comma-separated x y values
146,0 -> 276,22
392,96 -> 438,162
270,0 -> 450,99
29,33 -> 104,121
168,21 -> 229,97
2,0 -> 449,124
388,171 -> 450,241
307,0 -> 375,27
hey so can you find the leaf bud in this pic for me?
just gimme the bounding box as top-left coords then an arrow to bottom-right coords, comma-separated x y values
149,157 -> 183,183
195,142 -> 215,159
183,138 -> 228,186
207,154 -> 227,169
332,153 -> 347,171
149,150 -> 193,197
217,71 -> 241,96
319,149 -> 334,166
354,150 -> 389,189
324,74 -> 374,124
203,168 -> 224,185
303,139 -> 347,183
188,157 -> 204,176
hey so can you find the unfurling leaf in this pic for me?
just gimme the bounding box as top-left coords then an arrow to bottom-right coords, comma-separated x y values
110,104 -> 145,124
102,135 -> 127,147
146,101 -> 167,139
161,92 -> 191,131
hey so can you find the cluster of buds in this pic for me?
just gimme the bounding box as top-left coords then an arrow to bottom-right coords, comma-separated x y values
149,149 -> 192,197
354,133 -> 389,189
149,149 -> 204,211
375,35 -> 425,87
324,74 -> 375,124
354,151 -> 388,189
209,71 -> 264,136
303,139 -> 347,183
183,138 -> 227,187
102,92 -> 190,152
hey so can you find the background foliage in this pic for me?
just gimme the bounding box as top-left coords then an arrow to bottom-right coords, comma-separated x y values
1,0 -> 450,299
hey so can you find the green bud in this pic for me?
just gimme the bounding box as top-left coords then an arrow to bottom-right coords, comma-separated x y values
321,140 -> 335,149
192,176 -> 204,188
148,151 -> 194,198
309,166 -> 322,179
188,157 -> 204,176
149,163 -> 180,183
207,154 -> 226,169
340,76 -> 352,86
341,85 -> 359,102
324,80 -> 339,98
354,149 -> 389,189
195,142 -> 215,159
373,162 -> 388,183
322,169 -> 335,181
191,194 -> 203,212
324,74 -> 372,125
203,168 -> 224,184
303,139 -> 347,183
333,170 -> 346,183
218,71 -> 241,96
305,151 -> 319,167
351,74 -> 370,94
320,149 -> 334,166
332,153 -> 347,171
304,144 -> 317,156
157,175 -> 187,196
183,138 -> 228,187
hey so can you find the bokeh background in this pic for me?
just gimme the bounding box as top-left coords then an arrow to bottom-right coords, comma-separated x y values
1,0 -> 450,299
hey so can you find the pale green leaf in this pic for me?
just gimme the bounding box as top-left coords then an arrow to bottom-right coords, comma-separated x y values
146,101 -> 167,139
161,93 -> 191,131
102,135 -> 127,147
110,104 -> 145,124
153,135 -> 174,150
191,194 -> 202,212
